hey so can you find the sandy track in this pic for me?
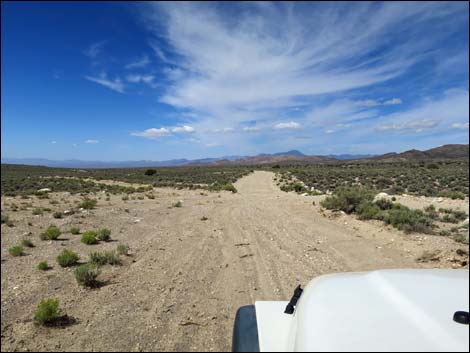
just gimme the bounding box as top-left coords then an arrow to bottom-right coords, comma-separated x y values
1,171 -> 467,351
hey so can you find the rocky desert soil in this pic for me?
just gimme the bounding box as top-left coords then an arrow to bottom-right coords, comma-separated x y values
1,171 -> 469,351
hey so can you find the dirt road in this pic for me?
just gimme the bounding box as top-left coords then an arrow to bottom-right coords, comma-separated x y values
1,171 -> 467,351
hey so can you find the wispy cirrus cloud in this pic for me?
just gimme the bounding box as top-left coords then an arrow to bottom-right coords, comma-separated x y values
376,119 -> 440,133
84,40 -> 106,59
85,74 -> 125,93
138,2 -> 466,131
126,74 -> 155,84
85,139 -> 99,144
125,55 -> 151,69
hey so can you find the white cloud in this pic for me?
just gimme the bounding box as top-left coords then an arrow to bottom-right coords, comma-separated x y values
375,89 -> 468,133
84,41 -> 106,59
355,98 -> 402,107
51,141 -> 57,144
126,74 -> 155,84
125,55 -> 151,69
85,74 -> 125,93
85,139 -> 99,144
274,121 -> 301,130
325,130 -> 336,134
376,120 -> 440,133
131,128 -> 171,139
383,98 -> 402,105
138,1 -> 462,128
355,99 -> 381,107
172,125 -> 195,133
451,122 -> 469,130
243,126 -> 261,132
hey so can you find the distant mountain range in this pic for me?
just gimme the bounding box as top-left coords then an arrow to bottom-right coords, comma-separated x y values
2,144 -> 468,168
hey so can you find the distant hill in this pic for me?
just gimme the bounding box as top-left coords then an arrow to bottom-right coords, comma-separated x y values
372,144 -> 469,162
2,144 -> 468,168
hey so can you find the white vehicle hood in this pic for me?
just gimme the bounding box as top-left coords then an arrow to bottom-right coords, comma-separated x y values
255,269 -> 469,352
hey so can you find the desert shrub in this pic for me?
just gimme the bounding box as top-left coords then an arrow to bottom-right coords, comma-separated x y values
37,261 -> 50,271
57,249 -> 79,267
424,205 -> 438,219
34,299 -> 61,325
201,216 -> 209,221
89,252 -> 108,266
438,229 -> 452,236
357,202 -> 381,220
116,243 -> 129,256
374,198 -> 393,210
222,183 -> 237,193
9,245 -> 24,257
145,169 -> 157,176
321,187 -> 375,214
90,251 -> 120,266
453,234 -> 469,244
81,231 -> 98,245
438,190 -> 466,200
97,228 -> 111,241
79,198 -> 97,210
173,200 -> 183,208
74,263 -> 100,287
1,214 -> 9,224
53,211 -> 63,219
21,239 -> 35,248
40,226 -> 61,240
426,163 -> 440,170
70,227 -> 80,235
122,195 -> 129,201
383,205 -> 433,234
146,193 -> 155,199
32,208 -> 43,215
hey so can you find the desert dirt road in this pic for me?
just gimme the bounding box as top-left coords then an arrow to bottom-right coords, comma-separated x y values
1,171 -> 466,351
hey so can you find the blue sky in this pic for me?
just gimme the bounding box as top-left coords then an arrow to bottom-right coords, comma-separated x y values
2,1 -> 469,161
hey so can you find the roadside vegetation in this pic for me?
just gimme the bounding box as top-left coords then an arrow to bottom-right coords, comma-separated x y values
274,160 -> 468,197
321,186 -> 467,239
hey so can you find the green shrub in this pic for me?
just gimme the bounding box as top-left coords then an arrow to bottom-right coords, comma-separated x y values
321,187 -> 375,214
97,228 -> 111,241
89,251 -> 120,266
438,229 -> 451,237
383,205 -> 433,234
34,299 -> 61,325
1,214 -> 9,224
438,191 -> 466,200
145,169 -> 157,176
173,200 -> 183,208
37,261 -> 50,271
116,243 -> 129,256
374,198 -> 393,210
79,198 -> 97,210
357,202 -> 381,220
74,263 -> 100,287
53,211 -> 63,219
57,249 -> 79,267
70,227 -> 80,235
81,231 -> 98,245
9,245 -> 24,257
21,239 -> 35,248
40,226 -> 61,240
32,208 -> 43,215
222,183 -> 237,193
453,234 -> 469,245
